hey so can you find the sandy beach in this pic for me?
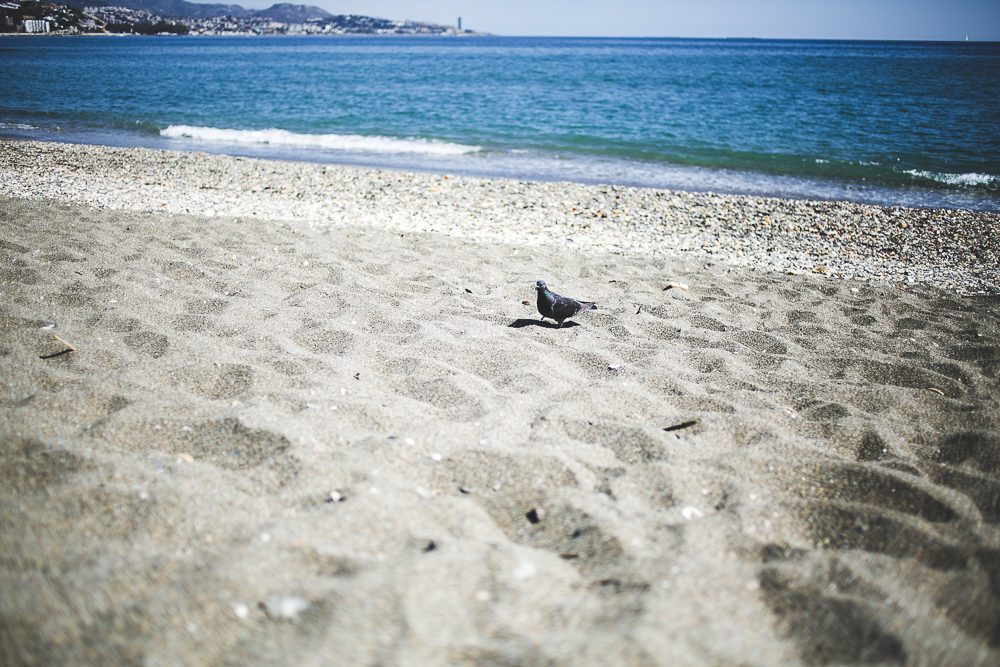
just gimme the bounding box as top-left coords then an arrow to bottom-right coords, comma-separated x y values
2,140 -> 999,665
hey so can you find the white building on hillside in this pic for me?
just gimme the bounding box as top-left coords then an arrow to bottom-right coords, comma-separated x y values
23,19 -> 50,33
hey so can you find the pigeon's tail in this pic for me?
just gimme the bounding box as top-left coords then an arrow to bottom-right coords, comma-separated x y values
579,301 -> 597,312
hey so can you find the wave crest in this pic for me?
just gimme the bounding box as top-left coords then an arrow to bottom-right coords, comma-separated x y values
904,169 -> 999,188
160,125 -> 481,156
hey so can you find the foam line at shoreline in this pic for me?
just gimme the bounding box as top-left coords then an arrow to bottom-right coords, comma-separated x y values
160,125 -> 483,155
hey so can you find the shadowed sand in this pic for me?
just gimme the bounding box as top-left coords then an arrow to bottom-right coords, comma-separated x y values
2,190 -> 999,664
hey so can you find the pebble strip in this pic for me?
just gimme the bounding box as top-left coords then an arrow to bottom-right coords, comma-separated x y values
2,140 -> 997,293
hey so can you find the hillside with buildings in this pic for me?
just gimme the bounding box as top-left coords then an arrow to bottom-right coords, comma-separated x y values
0,1 -> 484,35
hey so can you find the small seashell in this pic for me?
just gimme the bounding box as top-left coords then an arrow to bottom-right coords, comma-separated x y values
233,603 -> 250,619
681,506 -> 704,521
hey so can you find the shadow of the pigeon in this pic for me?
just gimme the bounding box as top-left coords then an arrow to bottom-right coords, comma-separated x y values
508,318 -> 580,329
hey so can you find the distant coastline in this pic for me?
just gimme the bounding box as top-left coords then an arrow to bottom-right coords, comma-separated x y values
0,1 -> 487,36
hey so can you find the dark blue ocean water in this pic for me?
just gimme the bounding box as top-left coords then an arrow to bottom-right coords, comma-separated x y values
2,35 -> 999,210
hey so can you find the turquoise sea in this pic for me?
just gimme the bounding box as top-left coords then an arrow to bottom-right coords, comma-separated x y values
2,35 -> 999,211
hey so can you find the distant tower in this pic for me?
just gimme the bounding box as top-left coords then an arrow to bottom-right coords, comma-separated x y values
458,17 -> 462,30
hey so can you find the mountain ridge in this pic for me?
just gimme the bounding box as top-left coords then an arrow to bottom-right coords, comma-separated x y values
253,3 -> 330,22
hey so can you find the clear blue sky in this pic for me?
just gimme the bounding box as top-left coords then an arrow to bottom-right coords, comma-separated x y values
243,1 -> 1000,40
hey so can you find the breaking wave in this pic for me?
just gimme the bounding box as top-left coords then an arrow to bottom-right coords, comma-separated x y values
904,169 -> 999,189
160,125 -> 481,155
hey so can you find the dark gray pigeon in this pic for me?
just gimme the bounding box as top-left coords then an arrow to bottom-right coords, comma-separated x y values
535,280 -> 596,328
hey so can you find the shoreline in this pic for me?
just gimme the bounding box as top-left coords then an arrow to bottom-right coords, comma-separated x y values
2,139 -> 997,294
2,138 -> 999,663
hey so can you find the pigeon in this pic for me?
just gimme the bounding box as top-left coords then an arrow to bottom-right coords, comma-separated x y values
535,280 -> 596,328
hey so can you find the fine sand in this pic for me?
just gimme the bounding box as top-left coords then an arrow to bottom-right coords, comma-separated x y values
2,142 -> 1000,665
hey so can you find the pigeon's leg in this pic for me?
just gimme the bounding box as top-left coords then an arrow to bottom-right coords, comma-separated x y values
556,320 -> 563,329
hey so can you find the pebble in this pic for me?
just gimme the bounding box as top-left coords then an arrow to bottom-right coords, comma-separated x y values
3,140 -> 997,293
513,561 -> 538,579
264,595 -> 310,620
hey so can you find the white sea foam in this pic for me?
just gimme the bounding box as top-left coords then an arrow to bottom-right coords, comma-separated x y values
160,125 -> 480,155
904,169 -> 998,187
0,123 -> 37,130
